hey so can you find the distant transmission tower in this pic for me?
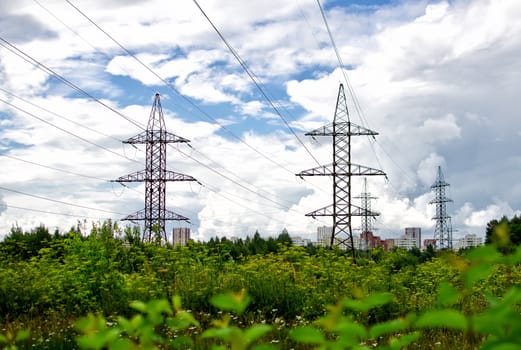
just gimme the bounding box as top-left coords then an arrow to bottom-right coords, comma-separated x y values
430,166 -> 453,249
296,84 -> 385,259
355,177 -> 379,251
112,94 -> 197,243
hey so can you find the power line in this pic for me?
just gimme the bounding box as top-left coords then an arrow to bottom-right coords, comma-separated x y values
0,152 -> 143,197
316,0 -> 369,129
0,97 -> 140,164
64,0 -> 305,177
5,3 -> 329,231
1,203 -> 112,220
316,0 -> 404,191
0,185 -> 125,216
192,0 -> 323,168
175,146 -> 292,212
0,82 -> 299,221
0,152 -> 107,182
0,36 -> 145,130
0,87 -> 121,143
185,145 -> 299,209
199,183 -> 292,227
58,1 -> 328,216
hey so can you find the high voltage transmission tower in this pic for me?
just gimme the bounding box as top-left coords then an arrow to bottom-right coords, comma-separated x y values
430,166 -> 453,250
296,84 -> 385,259
112,94 -> 197,243
355,177 -> 379,251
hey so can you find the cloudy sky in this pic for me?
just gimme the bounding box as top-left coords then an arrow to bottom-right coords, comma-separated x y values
0,0 -> 519,243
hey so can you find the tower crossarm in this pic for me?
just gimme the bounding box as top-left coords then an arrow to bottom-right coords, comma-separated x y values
124,130 -> 190,144
305,203 -> 379,218
306,122 -> 379,137
354,193 -> 378,200
432,215 -> 452,220
297,164 -> 334,177
121,208 -> 190,222
429,198 -> 453,204
297,163 -> 386,177
430,181 -> 450,189
349,163 -> 386,176
111,170 -> 197,183
350,204 -> 380,217
305,204 -> 334,218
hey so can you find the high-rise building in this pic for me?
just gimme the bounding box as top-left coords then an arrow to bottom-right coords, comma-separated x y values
292,236 -> 312,247
172,227 -> 190,246
395,227 -> 422,250
317,226 -> 333,247
452,234 -> 482,250
360,231 -> 382,249
423,239 -> 437,250
405,227 -> 421,247
383,239 -> 395,251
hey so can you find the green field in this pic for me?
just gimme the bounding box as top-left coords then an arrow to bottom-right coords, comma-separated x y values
0,221 -> 520,349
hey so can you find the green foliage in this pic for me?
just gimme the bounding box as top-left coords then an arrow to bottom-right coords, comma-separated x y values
202,291 -> 275,350
1,221 -> 521,349
75,296 -> 199,350
289,292 -> 418,349
486,215 -> 521,249
0,328 -> 30,350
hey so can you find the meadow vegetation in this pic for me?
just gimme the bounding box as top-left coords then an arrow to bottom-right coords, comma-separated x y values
0,220 -> 520,349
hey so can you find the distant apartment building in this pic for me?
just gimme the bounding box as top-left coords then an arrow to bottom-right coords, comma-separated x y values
291,236 -> 312,247
423,239 -> 437,250
383,238 -> 395,251
172,227 -> 190,246
317,226 -> 332,247
405,227 -> 421,247
452,234 -> 482,250
360,231 -> 382,250
395,227 -> 422,250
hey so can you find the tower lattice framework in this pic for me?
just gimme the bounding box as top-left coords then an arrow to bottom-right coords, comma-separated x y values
430,166 -> 453,250
296,84 -> 385,259
112,94 -> 196,243
355,177 -> 379,250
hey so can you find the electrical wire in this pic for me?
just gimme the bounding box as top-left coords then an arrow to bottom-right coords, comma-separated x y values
316,0 -> 369,128
0,152 -> 143,197
0,185 -> 125,216
1,203 -> 113,220
0,36 -> 145,130
3,2 -> 333,232
0,87 -> 121,143
315,0 -> 425,198
0,82 -> 302,224
192,0 -> 323,169
64,0 -> 311,180
50,1 -> 328,218
175,146 -> 291,211
0,97 -> 140,164
0,152 -> 107,182
62,0 -> 331,202
185,145 -> 299,209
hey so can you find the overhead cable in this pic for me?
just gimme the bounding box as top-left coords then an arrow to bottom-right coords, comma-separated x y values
0,185 -> 125,216
192,0 -> 323,168
0,97 -> 140,164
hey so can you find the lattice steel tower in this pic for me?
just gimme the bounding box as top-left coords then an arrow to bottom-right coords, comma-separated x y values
355,177 -> 379,250
296,84 -> 385,259
112,94 -> 197,243
430,166 -> 453,249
